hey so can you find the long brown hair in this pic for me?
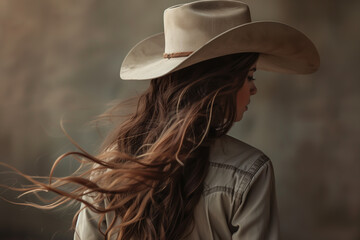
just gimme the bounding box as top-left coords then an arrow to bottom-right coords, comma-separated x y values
4,52 -> 259,239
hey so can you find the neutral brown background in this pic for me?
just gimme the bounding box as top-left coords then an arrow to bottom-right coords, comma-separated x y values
1,0 -> 359,239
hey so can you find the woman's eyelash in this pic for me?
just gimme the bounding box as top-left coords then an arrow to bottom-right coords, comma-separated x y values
247,76 -> 256,81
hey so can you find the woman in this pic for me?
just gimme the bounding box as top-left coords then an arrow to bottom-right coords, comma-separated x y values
74,1 -> 319,239
7,1 -> 319,239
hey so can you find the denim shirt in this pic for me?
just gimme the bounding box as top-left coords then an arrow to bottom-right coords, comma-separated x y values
74,135 -> 280,240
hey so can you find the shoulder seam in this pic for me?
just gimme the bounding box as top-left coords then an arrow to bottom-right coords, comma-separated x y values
208,162 -> 252,177
208,154 -> 269,175
203,155 -> 270,198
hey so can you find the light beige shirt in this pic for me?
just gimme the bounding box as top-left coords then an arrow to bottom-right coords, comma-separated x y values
74,135 -> 280,239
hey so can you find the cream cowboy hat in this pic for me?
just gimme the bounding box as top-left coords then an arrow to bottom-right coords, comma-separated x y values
120,0 -> 320,80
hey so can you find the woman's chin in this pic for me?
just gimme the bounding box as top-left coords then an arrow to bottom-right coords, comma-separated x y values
235,113 -> 244,122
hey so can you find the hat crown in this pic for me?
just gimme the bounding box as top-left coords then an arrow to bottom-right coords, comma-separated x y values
164,1 -> 251,55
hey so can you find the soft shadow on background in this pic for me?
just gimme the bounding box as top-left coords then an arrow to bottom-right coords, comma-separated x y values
1,0 -> 359,239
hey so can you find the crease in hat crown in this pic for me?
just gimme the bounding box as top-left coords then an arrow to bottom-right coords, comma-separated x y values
163,0 -> 251,58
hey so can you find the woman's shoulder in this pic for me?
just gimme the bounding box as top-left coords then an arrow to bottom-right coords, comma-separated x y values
204,135 -> 271,196
209,134 -> 268,170
190,135 -> 277,239
192,135 -> 279,240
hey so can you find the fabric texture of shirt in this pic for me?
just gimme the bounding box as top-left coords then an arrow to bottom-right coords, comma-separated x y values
74,135 -> 280,240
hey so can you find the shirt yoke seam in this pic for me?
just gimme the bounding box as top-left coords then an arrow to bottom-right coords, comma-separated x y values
204,154 -> 269,198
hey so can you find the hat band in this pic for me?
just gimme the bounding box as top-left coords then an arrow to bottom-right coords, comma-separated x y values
163,51 -> 193,59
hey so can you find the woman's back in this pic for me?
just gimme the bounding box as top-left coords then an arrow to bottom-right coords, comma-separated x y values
75,135 -> 279,239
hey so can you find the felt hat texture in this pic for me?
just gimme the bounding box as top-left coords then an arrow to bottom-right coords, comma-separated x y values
120,0 -> 320,80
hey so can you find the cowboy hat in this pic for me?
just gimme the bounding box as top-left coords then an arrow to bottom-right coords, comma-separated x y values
120,0 -> 320,80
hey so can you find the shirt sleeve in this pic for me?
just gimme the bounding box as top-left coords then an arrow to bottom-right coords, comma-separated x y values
231,160 -> 280,240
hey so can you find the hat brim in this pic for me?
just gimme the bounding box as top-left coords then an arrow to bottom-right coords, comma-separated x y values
120,21 -> 320,80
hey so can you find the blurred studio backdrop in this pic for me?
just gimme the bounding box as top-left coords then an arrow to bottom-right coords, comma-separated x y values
1,0 -> 360,239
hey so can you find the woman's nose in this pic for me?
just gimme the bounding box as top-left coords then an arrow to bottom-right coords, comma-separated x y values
250,82 -> 257,95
